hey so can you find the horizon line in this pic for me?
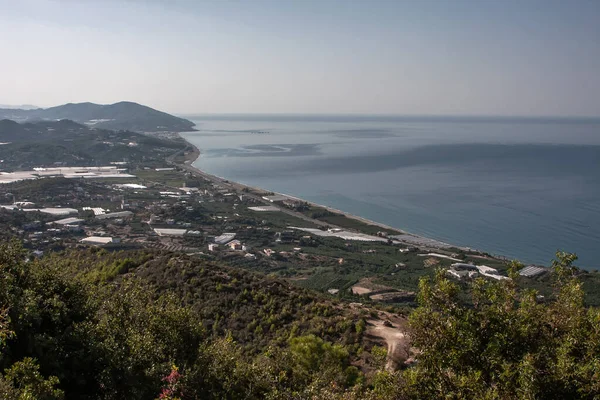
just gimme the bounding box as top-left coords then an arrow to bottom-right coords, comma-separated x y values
2,102 -> 598,120
179,112 -> 600,120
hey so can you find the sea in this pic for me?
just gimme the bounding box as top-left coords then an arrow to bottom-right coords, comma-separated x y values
180,115 -> 600,270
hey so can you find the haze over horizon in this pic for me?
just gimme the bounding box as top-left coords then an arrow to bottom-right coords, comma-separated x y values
1,0 -> 599,117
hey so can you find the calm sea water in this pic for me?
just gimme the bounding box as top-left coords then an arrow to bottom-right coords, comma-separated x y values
181,115 -> 600,269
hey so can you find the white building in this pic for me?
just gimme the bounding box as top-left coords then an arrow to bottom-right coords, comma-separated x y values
96,211 -> 133,220
80,236 -> 116,245
153,228 -> 187,236
208,244 -> 219,252
52,217 -> 84,225
262,195 -> 288,202
34,207 -> 78,216
519,265 -> 547,278
214,233 -> 236,244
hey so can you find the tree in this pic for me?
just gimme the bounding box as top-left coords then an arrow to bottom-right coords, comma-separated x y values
1,358 -> 64,400
400,252 -> 600,399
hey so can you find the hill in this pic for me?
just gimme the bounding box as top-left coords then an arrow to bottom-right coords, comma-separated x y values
0,119 -> 187,170
55,249 -> 371,354
0,242 -> 598,399
0,104 -> 38,110
0,243 -> 380,399
0,119 -> 89,142
0,101 -> 195,133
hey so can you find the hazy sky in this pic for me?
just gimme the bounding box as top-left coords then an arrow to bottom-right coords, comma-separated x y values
1,0 -> 599,116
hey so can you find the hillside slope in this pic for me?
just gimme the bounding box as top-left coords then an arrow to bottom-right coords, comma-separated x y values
0,101 -> 195,132
0,243 -> 385,399
0,119 -> 187,169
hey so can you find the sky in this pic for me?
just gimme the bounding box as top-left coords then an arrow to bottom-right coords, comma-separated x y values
1,0 -> 599,116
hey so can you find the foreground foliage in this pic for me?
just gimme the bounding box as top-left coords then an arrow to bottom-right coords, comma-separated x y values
0,241 -> 598,399
0,242 -> 368,399
402,253 -> 600,399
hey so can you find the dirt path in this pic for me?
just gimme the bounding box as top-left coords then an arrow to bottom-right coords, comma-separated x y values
367,318 -> 409,370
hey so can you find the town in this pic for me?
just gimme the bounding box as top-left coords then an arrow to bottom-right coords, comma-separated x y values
2,154 -> 588,309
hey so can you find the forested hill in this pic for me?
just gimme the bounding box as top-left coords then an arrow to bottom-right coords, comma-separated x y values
0,244 -> 379,399
0,242 -> 598,399
0,119 -> 187,170
0,119 -> 89,142
0,101 -> 195,133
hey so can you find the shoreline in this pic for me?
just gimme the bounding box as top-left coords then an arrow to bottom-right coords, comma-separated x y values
173,134 -> 471,253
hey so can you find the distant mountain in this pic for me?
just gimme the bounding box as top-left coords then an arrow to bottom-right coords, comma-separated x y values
0,101 -> 196,132
0,104 -> 39,110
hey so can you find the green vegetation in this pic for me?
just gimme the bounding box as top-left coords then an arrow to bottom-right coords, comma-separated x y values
0,242 -> 374,399
3,168 -> 600,311
0,101 -> 195,132
0,120 -> 187,170
297,205 -> 400,235
1,240 -> 598,399
399,253 -> 600,399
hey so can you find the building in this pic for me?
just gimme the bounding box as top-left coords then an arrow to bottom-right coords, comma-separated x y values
227,240 -> 243,251
447,269 -> 477,280
153,228 -> 187,237
115,183 -> 147,189
248,206 -> 280,212
208,244 -> 219,252
96,211 -> 133,220
83,207 -> 106,215
36,207 -> 78,216
519,265 -> 548,278
179,186 -> 199,193
450,263 -> 509,281
475,265 -> 509,281
0,166 -> 134,183
80,236 -> 116,245
262,194 -> 288,203
214,233 -> 236,245
52,217 -> 84,225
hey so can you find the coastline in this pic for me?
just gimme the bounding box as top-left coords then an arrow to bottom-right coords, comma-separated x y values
173,134 -> 468,253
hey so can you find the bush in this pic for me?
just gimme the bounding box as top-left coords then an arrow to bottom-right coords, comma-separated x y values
400,252 -> 600,399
